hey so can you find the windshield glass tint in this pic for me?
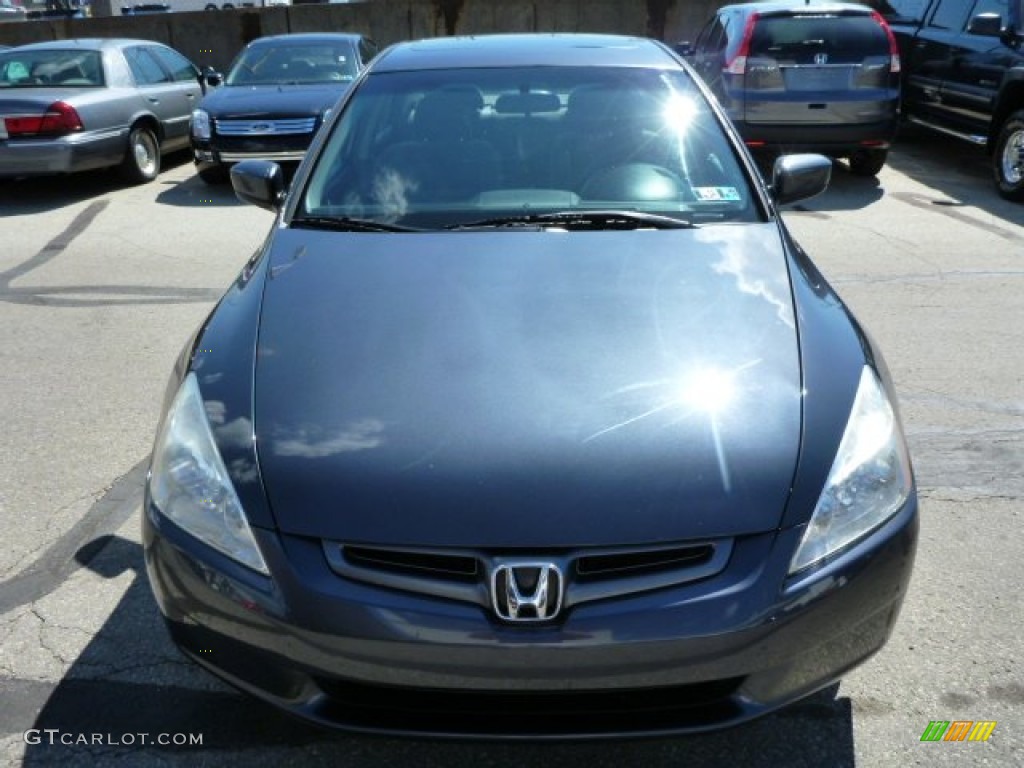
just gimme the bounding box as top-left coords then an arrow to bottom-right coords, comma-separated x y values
301,66 -> 758,229
227,44 -> 357,86
0,50 -> 104,88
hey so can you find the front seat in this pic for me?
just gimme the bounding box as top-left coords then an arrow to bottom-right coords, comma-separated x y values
375,87 -> 501,205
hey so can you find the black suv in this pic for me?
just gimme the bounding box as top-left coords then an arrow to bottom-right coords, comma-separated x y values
882,0 -> 1024,200
682,1 -> 902,176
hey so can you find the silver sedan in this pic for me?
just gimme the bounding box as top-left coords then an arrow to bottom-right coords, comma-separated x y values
0,38 -> 204,183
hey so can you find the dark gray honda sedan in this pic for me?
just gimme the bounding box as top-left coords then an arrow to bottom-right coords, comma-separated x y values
143,33 -> 918,738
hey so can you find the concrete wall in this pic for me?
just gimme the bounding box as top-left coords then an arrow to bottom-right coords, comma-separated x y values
0,1 -> 722,73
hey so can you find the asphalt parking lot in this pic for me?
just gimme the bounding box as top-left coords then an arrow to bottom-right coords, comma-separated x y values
0,132 -> 1022,767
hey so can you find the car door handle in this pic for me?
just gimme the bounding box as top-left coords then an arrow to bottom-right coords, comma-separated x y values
187,92 -> 196,99
147,97 -> 160,104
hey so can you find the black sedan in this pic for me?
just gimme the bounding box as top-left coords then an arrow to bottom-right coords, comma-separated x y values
0,38 -> 203,182
144,33 -> 918,738
190,33 -> 377,184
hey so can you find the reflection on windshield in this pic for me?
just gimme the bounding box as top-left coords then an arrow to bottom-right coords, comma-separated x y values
301,66 -> 758,230
227,44 -> 357,86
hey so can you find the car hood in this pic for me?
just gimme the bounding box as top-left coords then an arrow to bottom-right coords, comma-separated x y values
200,83 -> 349,118
252,225 -> 803,548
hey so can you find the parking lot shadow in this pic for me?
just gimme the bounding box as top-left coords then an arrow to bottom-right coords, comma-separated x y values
155,171 -> 248,209
18,528 -> 857,767
791,160 -> 885,214
0,152 -> 194,217
884,128 -> 1024,228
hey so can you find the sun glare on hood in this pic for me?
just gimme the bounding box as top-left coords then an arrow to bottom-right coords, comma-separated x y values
680,367 -> 737,416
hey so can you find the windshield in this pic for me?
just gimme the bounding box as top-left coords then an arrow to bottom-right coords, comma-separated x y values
226,43 -> 358,86
0,50 -> 104,88
300,66 -> 759,230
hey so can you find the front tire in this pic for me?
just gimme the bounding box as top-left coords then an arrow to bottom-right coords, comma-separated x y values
994,110 -> 1024,201
120,125 -> 160,184
847,148 -> 887,177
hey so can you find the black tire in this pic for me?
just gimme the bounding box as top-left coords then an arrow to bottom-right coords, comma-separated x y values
204,3 -> 218,8
120,124 -> 160,184
847,148 -> 887,177
993,110 -> 1024,201
198,164 -> 230,185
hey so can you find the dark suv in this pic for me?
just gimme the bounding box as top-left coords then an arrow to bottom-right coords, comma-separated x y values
881,0 -> 1024,200
683,1 -> 902,176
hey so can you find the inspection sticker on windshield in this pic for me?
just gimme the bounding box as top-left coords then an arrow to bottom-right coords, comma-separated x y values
694,187 -> 740,201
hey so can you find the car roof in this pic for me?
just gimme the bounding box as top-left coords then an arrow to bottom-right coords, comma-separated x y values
719,1 -> 877,16
2,38 -> 170,52
372,34 -> 677,72
246,33 -> 366,47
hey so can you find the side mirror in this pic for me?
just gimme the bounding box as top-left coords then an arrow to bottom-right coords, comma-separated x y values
203,67 -> 224,88
771,154 -> 831,206
967,12 -> 1002,36
672,40 -> 694,57
231,160 -> 285,212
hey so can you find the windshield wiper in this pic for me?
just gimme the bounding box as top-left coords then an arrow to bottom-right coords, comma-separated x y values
446,210 -> 695,231
290,216 -> 418,233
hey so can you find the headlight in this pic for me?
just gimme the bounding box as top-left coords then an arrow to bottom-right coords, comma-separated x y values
191,109 -> 211,141
789,366 -> 912,574
149,373 -> 268,575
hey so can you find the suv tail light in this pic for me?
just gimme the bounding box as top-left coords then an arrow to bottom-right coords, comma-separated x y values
3,101 -> 84,138
725,13 -> 759,76
871,10 -> 901,74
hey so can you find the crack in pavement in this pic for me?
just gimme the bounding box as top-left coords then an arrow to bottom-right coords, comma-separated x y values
902,388 -> 1024,419
0,461 -> 146,616
918,490 -> 1023,503
31,607 -> 70,673
889,191 -> 1024,241
831,268 -> 1024,286
0,488 -> 113,582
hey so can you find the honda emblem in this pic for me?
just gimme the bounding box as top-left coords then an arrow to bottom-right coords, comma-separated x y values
492,563 -> 564,622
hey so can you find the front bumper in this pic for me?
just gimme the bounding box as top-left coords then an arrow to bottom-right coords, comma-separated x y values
143,497 -> 918,738
192,135 -> 310,169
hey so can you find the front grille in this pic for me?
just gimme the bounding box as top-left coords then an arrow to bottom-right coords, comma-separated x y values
215,117 -> 317,136
323,539 -> 732,614
344,545 -> 479,581
312,676 -> 746,736
576,544 -> 714,580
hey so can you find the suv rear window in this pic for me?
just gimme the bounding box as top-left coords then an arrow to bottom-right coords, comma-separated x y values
750,13 -> 890,63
